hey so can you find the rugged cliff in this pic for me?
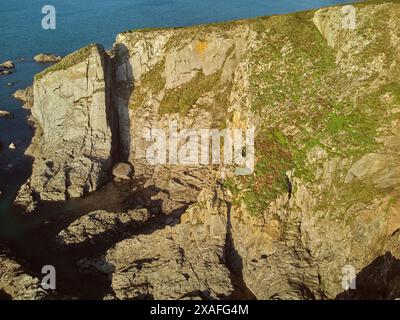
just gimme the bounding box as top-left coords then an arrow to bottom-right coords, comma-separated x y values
15,45 -> 119,212
12,1 -> 400,299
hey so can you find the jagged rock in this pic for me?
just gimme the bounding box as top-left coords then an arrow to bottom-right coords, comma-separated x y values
56,209 -> 150,246
14,182 -> 36,213
15,44 -> 119,211
113,25 -> 253,214
344,153 -> 400,189
13,86 -> 33,109
112,162 -> 133,180
0,70 -> 13,76
107,2 -> 400,300
0,244 -> 47,300
86,204 -> 233,300
0,110 -> 12,119
33,53 -> 62,63
0,60 -> 15,69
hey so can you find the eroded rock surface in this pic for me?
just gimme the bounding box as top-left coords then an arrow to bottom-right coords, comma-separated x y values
0,245 -> 47,300
15,45 -> 119,212
83,198 -> 233,300
56,209 -> 150,246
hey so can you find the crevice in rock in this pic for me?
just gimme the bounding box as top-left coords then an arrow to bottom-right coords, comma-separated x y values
109,43 -> 134,163
102,47 -> 122,168
224,202 -> 256,300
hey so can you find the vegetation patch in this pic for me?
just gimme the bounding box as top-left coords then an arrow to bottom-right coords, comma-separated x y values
129,60 -> 166,110
158,70 -> 233,127
35,44 -> 99,81
225,5 -> 399,216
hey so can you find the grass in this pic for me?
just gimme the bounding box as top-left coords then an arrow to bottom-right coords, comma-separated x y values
129,60 -> 166,110
232,128 -> 294,216
159,71 -> 218,114
120,1 -> 400,218
35,44 -> 99,81
227,3 -> 400,216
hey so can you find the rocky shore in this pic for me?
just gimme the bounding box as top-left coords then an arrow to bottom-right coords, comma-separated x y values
0,60 -> 15,76
2,1 -> 400,300
13,86 -> 33,109
34,54 -> 62,63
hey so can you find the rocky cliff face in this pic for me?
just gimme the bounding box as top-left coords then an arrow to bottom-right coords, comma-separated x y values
15,44 -> 119,212
14,1 -> 400,300
0,244 -> 47,300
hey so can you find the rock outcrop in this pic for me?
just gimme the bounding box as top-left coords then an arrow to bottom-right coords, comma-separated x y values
83,200 -> 233,300
34,53 -> 62,63
0,60 -> 15,69
15,44 -> 119,212
13,86 -> 34,109
56,209 -> 150,246
0,60 -> 15,76
105,2 -> 400,300
0,244 -> 47,300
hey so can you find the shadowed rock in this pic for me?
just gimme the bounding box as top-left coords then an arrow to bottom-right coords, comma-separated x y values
56,209 -> 150,247
0,244 -> 47,300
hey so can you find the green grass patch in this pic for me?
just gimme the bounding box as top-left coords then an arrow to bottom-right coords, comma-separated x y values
35,44 -> 99,81
129,60 -> 166,110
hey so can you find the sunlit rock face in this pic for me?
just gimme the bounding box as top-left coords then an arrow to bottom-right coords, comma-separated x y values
13,2 -> 400,300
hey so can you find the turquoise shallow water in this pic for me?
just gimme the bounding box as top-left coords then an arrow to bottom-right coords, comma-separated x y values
0,0 -> 352,237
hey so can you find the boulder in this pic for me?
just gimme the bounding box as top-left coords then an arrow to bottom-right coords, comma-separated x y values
0,69 -> 13,76
112,162 -> 133,180
56,209 -> 150,246
0,110 -> 12,119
